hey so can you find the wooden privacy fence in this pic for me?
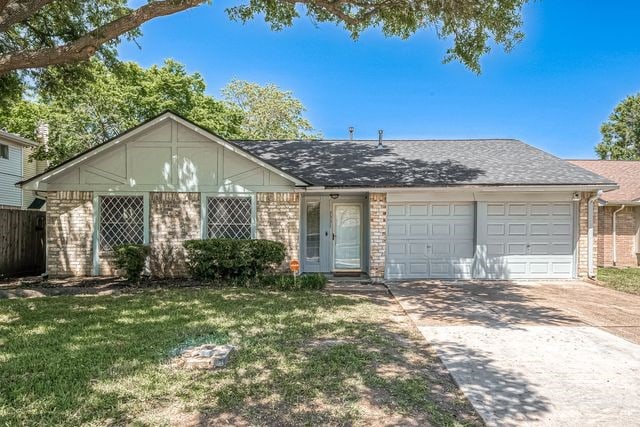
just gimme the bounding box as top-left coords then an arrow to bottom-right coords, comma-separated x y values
0,208 -> 46,276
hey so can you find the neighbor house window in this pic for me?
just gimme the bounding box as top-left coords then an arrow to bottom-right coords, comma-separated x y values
99,196 -> 144,251
0,144 -> 8,159
206,196 -> 253,239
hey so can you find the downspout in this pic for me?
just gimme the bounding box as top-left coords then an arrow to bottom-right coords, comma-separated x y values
612,205 -> 626,266
587,191 -> 603,278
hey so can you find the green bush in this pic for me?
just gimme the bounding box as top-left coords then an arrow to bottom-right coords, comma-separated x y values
183,239 -> 286,280
113,244 -> 150,283
262,273 -> 327,291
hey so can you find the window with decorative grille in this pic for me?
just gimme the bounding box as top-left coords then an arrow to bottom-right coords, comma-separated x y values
206,196 -> 252,239
99,196 -> 144,251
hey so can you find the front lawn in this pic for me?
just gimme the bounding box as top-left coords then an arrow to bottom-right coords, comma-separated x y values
597,267 -> 640,295
0,288 -> 479,426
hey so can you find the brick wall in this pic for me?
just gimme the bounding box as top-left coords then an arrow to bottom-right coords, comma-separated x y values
256,192 -> 300,269
149,192 -> 201,277
46,191 -> 93,277
368,192 -> 387,279
577,192 -> 599,278
597,205 -> 639,267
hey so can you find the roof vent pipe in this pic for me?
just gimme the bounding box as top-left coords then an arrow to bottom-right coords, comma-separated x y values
377,129 -> 383,149
348,127 -> 354,141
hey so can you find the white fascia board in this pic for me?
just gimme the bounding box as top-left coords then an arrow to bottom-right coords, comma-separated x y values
299,184 -> 619,193
0,131 -> 37,147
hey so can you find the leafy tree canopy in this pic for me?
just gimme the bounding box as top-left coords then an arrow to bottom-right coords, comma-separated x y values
0,59 -> 318,164
0,0 -> 528,89
596,94 -> 640,160
222,79 -> 319,140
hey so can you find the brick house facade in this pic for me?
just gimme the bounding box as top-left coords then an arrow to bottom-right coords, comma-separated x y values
569,160 -> 640,268
23,112 -> 615,280
597,206 -> 639,267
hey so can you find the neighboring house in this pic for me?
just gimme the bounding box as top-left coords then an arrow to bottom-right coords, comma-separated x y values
19,111 -> 616,280
0,130 -> 47,210
568,160 -> 640,267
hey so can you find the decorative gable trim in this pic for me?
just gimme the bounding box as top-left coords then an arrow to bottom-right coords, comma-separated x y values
18,111 -> 310,190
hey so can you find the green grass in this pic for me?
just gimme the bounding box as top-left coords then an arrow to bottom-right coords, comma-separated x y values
598,268 -> 640,295
0,289 -> 478,426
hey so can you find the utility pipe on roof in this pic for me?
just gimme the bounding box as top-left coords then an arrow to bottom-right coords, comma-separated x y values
588,191 -> 603,278
613,204 -> 626,266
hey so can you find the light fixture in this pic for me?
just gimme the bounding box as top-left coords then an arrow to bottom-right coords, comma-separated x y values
329,194 -> 339,199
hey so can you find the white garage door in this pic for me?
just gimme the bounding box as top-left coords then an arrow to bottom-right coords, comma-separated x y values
386,202 -> 475,279
476,202 -> 575,279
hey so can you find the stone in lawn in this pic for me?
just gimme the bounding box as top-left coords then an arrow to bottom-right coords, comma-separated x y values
175,344 -> 236,370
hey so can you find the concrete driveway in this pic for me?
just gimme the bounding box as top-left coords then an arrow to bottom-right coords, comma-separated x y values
388,280 -> 640,427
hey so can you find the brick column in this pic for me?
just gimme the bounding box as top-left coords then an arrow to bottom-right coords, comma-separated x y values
149,192 -> 201,277
577,192 -> 598,278
46,191 -> 94,277
368,192 -> 387,280
256,192 -> 300,269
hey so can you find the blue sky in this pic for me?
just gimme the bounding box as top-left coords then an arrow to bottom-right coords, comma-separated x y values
119,0 -> 640,159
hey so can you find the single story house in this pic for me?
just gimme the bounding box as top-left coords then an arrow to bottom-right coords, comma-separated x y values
19,111 -> 617,280
0,129 -> 47,210
568,160 -> 640,267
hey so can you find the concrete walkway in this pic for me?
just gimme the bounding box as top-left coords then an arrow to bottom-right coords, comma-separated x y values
388,280 -> 640,427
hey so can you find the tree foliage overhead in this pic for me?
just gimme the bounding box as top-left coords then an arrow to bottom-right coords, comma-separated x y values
0,0 -> 528,81
0,59 -> 318,165
596,94 -> 640,160
222,79 -> 319,140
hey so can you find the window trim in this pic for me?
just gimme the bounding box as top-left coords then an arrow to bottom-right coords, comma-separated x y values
0,143 -> 8,159
200,192 -> 256,240
92,192 -> 149,275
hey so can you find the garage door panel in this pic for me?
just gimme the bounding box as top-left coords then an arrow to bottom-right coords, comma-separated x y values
552,203 -> 572,216
409,223 -> 428,235
508,223 -> 527,235
508,203 -> 527,216
453,242 -> 474,257
386,201 -> 474,279
454,223 -> 474,237
487,203 -> 506,216
388,242 -> 407,255
388,204 -> 406,216
388,223 -> 407,238
431,223 -> 451,236
453,203 -> 473,216
477,201 -> 574,279
409,204 -> 428,216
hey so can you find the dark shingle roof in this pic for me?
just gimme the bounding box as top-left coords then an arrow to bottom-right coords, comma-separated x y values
233,139 -> 615,187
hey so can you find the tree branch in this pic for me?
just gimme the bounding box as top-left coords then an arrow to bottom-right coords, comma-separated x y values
0,0 -> 206,75
0,0 -> 55,33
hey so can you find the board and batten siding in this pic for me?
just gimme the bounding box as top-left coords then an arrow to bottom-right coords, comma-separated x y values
0,143 -> 23,207
44,120 -> 295,193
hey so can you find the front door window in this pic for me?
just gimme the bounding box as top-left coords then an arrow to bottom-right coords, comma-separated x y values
333,204 -> 362,270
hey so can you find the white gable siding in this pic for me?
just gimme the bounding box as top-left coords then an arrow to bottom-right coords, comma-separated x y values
0,144 -> 23,207
45,120 -> 296,192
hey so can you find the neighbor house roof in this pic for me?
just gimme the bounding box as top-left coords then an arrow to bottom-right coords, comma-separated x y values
568,160 -> 640,203
0,130 -> 37,147
234,139 -> 616,188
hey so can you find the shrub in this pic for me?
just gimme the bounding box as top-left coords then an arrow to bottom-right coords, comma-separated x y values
113,244 -> 150,283
183,239 -> 286,280
262,273 -> 327,291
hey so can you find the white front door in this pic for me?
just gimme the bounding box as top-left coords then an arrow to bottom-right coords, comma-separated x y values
333,204 -> 363,271
386,202 -> 475,279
